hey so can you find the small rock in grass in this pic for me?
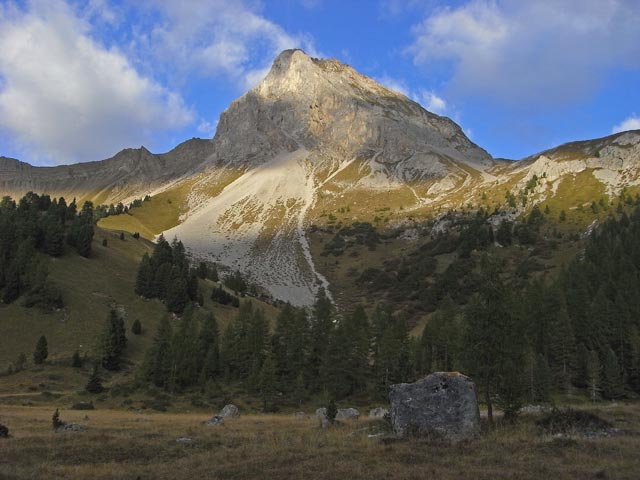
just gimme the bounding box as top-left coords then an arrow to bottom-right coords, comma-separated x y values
206,415 -> 224,426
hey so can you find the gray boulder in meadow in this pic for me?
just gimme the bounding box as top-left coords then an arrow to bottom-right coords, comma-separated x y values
294,411 -> 307,419
220,404 -> 239,418
336,408 -> 360,421
368,407 -> 389,419
389,372 -> 480,442
315,407 -> 327,419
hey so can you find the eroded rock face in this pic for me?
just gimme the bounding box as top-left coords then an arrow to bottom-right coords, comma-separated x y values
389,372 -> 480,442
220,404 -> 239,418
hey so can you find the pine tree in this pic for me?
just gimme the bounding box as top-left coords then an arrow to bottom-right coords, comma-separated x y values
33,335 -> 48,365
533,354 -> 552,402
71,350 -> 83,368
463,256 -> 525,424
601,348 -> 625,399
52,408 -> 63,429
135,253 -> 154,298
258,350 -> 278,412
171,310 -> 200,389
574,343 -> 590,388
166,266 -> 189,313
307,288 -> 334,392
199,313 -> 220,380
85,364 -> 104,393
131,319 -> 142,335
143,315 -> 173,389
100,310 -> 127,371
587,350 -> 602,402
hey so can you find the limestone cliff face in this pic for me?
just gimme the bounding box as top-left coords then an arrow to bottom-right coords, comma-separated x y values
211,50 -> 491,180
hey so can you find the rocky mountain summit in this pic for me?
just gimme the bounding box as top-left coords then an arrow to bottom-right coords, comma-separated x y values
1,49 -> 639,305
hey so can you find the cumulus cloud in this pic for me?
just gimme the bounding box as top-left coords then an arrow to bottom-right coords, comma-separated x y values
142,0 -> 317,90
0,0 -> 192,164
612,116 -> 640,134
408,0 -> 640,107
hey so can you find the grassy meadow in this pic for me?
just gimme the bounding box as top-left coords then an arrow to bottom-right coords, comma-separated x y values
1,402 -> 640,479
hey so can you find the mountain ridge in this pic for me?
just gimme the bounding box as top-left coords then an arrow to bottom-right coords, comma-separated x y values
2,49 -> 640,304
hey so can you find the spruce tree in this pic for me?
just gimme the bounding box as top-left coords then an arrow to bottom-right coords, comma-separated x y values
135,253 -> 154,298
100,310 -> 127,371
33,335 -> 48,365
587,350 -> 602,402
198,313 -> 220,380
86,364 -> 104,393
143,315 -> 173,388
258,350 -> 278,412
71,350 -> 83,368
307,288 -> 334,391
131,319 -> 142,335
601,348 -> 625,399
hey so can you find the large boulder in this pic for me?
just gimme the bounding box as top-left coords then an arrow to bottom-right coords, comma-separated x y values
315,407 -> 327,419
220,404 -> 239,418
336,408 -> 360,421
389,372 -> 480,442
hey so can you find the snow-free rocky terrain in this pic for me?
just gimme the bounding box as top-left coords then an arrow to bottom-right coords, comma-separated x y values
1,49 -> 640,305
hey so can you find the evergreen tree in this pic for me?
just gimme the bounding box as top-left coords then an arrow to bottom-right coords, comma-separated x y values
86,364 -> 104,393
143,315 -> 173,389
258,349 -> 278,412
588,350 -> 602,402
272,304 -> 308,393
601,348 -> 625,399
574,343 -> 590,388
100,310 -> 127,371
463,256 -> 525,423
71,350 -> 83,368
171,310 -> 200,389
166,266 -> 189,313
198,313 -> 220,380
533,353 -> 552,402
131,319 -> 142,335
33,335 -> 48,365
307,288 -> 334,391
135,253 -> 154,298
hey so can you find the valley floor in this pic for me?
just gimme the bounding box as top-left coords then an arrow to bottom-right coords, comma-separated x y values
1,403 -> 640,479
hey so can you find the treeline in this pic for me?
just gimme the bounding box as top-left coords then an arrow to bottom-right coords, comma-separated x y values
0,192 -> 95,308
141,290 -> 413,410
416,208 -> 640,420
135,235 -> 199,313
357,206 -> 552,317
94,195 -> 150,220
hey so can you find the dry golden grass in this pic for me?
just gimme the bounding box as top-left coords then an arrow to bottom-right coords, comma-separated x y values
1,403 -> 639,479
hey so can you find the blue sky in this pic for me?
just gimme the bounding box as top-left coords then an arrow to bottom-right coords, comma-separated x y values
0,0 -> 639,165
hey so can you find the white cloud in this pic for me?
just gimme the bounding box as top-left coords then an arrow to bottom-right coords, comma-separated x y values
376,75 -> 448,115
408,0 -> 640,107
418,90 -> 447,115
142,0 -> 317,90
197,119 -> 218,137
0,0 -> 192,164
612,115 -> 640,134
376,75 -> 411,97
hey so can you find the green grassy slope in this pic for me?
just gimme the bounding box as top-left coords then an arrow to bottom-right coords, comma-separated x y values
0,227 -> 279,369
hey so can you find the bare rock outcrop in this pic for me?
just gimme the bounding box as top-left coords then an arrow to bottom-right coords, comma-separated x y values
389,372 -> 480,442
